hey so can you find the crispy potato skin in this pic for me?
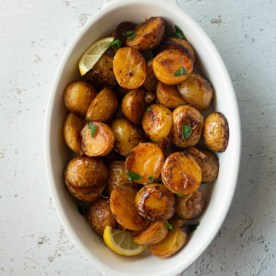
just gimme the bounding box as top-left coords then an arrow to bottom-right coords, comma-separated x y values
112,21 -> 137,45
156,81 -> 186,108
87,198 -> 117,235
113,47 -> 147,89
176,189 -> 205,219
161,152 -> 202,195
63,113 -> 85,153
111,118 -> 144,157
153,49 -> 193,85
177,73 -> 213,110
110,186 -> 149,231
143,59 -> 158,92
64,156 -> 107,188
133,221 -> 168,245
81,122 -> 115,157
86,88 -> 119,122
125,143 -> 164,184
135,184 -> 175,221
64,81 -> 97,117
122,88 -> 146,124
142,104 -> 172,142
203,112 -> 229,152
126,17 -> 165,51
171,105 -> 204,148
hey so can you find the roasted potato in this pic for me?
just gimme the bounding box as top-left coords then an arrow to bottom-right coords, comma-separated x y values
122,88 -> 146,124
203,112 -> 229,152
64,156 -> 107,188
161,152 -> 202,195
110,186 -> 149,231
133,221 -> 168,245
143,59 -> 158,92
187,147 -> 219,183
126,17 -> 165,51
135,184 -> 175,221
156,81 -> 186,108
81,122 -> 115,156
87,198 -> 117,235
177,73 -> 213,110
153,49 -> 193,85
154,136 -> 173,158
86,87 -> 119,122
142,104 -> 172,142
111,118 -> 144,156
171,105 -> 204,148
125,143 -> 164,184
64,81 -> 97,117
112,21 -> 137,45
144,90 -> 156,104
176,189 -> 205,219
63,113 -> 85,153
113,47 -> 147,89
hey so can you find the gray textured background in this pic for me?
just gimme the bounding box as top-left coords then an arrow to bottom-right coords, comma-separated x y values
0,0 -> 275,275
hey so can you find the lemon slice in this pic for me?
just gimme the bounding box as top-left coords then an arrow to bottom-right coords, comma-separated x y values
103,226 -> 146,256
78,37 -> 115,76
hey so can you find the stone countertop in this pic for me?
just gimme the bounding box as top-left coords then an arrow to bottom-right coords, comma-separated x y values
0,0 -> 275,275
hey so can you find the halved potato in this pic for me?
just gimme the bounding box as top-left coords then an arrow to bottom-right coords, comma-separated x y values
143,59 -> 158,92
112,21 -> 137,45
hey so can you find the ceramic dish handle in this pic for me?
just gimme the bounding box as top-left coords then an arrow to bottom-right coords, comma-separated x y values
104,0 -> 178,7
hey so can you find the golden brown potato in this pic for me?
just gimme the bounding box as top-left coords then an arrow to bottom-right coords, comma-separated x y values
142,104 -> 172,142
87,198 -> 117,235
171,105 -> 204,148
153,49 -> 193,85
176,189 -> 204,219
126,17 -> 165,51
112,21 -> 137,45
111,118 -> 144,156
122,88 -> 146,124
84,54 -> 116,88
135,184 -> 175,221
110,186 -> 149,231
187,147 -> 219,183
64,156 -> 107,188
63,113 -> 85,153
203,112 -> 229,152
113,47 -> 147,89
133,221 -> 168,245
144,90 -> 156,104
81,122 -> 115,156
156,81 -> 186,108
177,73 -> 213,110
143,59 -> 158,92
86,87 -> 119,122
64,81 -> 97,116
125,143 -> 164,184
161,152 -> 202,195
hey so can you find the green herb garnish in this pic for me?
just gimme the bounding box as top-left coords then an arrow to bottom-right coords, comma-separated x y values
175,25 -> 186,39
182,125 -> 192,140
123,30 -> 136,40
87,122 -> 97,137
106,39 -> 122,50
148,176 -> 154,183
128,171 -> 142,182
174,67 -> 187,76
145,106 -> 151,112
166,223 -> 174,231
176,193 -> 184,198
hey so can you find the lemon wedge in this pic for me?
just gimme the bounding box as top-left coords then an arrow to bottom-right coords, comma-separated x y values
103,226 -> 146,256
78,37 -> 115,76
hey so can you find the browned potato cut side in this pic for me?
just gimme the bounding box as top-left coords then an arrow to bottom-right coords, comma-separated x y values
143,59 -> 158,92
113,47 -> 147,89
153,49 -> 193,85
112,21 -> 137,45
161,152 -> 202,195
81,122 -> 115,157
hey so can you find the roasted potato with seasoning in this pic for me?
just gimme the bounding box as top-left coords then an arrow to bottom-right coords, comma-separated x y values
177,73 -> 213,110
171,105 -> 204,148
86,87 -> 119,122
133,221 -> 168,245
126,17 -> 165,51
113,47 -> 147,89
64,81 -> 97,117
142,104 -> 172,142
162,152 -> 202,195
63,113 -> 85,153
156,81 -> 186,108
153,49 -> 193,85
110,186 -> 149,231
81,122 -> 115,156
112,21 -> 137,45
111,118 -> 144,156
135,184 -> 175,221
125,143 -> 164,184
122,88 -> 146,124
176,189 -> 205,219
87,198 -> 117,235
203,112 -> 229,152
143,59 -> 158,92
144,90 -> 156,104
